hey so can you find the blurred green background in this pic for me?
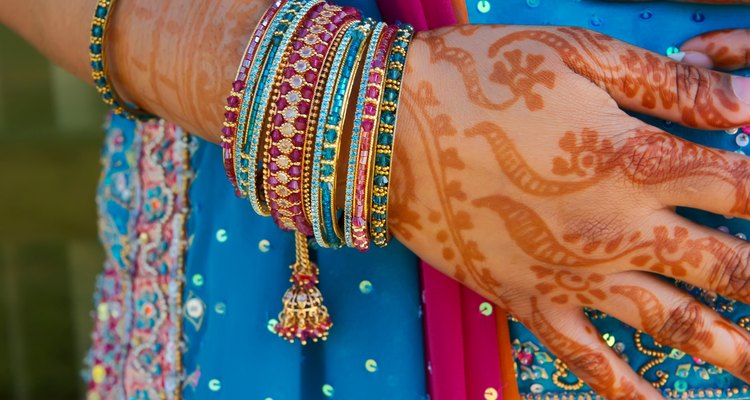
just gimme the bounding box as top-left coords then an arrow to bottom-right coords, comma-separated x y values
0,25 -> 108,399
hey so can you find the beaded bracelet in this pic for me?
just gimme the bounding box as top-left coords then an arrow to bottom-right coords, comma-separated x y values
343,22 -> 386,248
235,0 -> 319,215
220,0 -> 286,194
370,24 -> 415,247
266,5 -> 359,235
310,20 -> 372,248
349,25 -> 397,252
89,0 -> 154,120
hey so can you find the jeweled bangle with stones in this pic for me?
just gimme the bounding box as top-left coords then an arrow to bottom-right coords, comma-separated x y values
370,24 -> 415,247
89,0 -> 154,120
343,22 -> 386,249
349,25 -> 397,252
235,0 -> 319,215
220,0 -> 286,194
311,20 -> 372,248
302,18 -> 359,238
265,4 -> 360,235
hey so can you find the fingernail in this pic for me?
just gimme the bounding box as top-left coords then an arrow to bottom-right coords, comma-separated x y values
667,51 -> 686,62
669,51 -> 714,68
732,75 -> 750,105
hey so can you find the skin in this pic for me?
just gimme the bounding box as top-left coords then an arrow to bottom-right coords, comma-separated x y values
2,0 -> 750,398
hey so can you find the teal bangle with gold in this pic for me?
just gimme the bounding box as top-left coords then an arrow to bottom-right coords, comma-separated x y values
311,19 -> 373,248
370,24 -> 414,248
89,0 -> 154,120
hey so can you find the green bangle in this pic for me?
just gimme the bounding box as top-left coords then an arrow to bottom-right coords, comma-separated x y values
370,24 -> 414,248
89,0 -> 154,120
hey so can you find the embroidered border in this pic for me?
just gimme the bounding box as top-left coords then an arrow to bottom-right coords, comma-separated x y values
85,116 -> 192,400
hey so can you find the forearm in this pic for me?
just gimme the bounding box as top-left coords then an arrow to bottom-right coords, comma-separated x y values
0,0 -> 268,141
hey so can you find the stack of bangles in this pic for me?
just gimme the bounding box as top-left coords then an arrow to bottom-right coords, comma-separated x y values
89,0 -> 414,344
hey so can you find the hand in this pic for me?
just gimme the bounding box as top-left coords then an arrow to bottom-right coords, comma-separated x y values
393,25 -> 750,399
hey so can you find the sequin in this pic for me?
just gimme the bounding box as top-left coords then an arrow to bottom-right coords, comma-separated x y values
603,333 -> 616,347
736,232 -> 747,240
692,12 -> 705,22
192,274 -> 204,287
477,0 -> 491,13
526,0 -> 540,8
214,302 -> 227,314
139,232 -> 150,243
589,15 -> 602,27
484,387 -> 499,400
267,318 -> 279,333
215,229 -> 228,243
186,298 -> 205,319
736,133 -> 749,147
365,359 -> 378,372
92,364 -> 107,384
208,379 -> 222,392
97,303 -> 109,321
530,383 -> 544,394
666,46 -> 680,56
359,280 -> 373,294
726,127 -> 739,135
718,226 -> 730,233
479,302 -> 494,316
322,384 -> 335,397
639,9 -> 653,20
259,239 -> 271,252
674,379 -> 688,392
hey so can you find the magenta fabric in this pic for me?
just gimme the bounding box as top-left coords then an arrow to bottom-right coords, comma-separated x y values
419,0 -> 458,29
420,264 -> 468,400
461,289 -> 503,400
374,0 -> 428,30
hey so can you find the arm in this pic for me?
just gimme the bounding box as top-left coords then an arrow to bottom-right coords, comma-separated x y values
5,1 -> 750,398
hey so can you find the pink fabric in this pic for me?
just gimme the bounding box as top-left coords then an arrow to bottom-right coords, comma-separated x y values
461,289 -> 503,400
419,0 -> 458,29
420,264 -> 468,400
375,0 -> 428,30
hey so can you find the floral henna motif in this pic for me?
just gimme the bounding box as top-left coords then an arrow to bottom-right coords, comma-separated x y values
423,32 -> 555,112
489,49 -> 555,111
531,265 -> 607,305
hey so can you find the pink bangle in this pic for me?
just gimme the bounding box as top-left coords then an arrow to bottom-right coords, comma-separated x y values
220,0 -> 286,194
266,4 -> 360,235
350,25 -> 397,251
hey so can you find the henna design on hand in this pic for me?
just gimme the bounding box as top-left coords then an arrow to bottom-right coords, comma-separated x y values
531,265 -> 607,305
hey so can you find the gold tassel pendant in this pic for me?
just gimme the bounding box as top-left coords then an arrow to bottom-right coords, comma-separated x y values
274,232 -> 333,344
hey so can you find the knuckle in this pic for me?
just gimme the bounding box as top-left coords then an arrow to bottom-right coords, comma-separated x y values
656,300 -> 704,348
712,244 -> 750,299
674,62 -> 712,110
567,351 -> 610,383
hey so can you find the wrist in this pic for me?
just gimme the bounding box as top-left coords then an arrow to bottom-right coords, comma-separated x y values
109,0 -> 267,141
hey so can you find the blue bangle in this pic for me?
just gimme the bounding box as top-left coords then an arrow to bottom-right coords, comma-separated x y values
370,24 -> 414,247
235,0 -> 322,215
343,22 -> 385,248
311,20 -> 373,248
89,0 -> 155,120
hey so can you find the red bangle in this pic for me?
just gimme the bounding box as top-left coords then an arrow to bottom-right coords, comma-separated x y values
266,4 -> 360,235
220,0 -> 286,194
350,25 -> 397,251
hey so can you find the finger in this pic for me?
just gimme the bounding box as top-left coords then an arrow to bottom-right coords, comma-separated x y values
525,297 -> 664,399
615,122 -> 750,219
560,28 -> 750,129
681,29 -> 750,71
602,272 -> 750,383
667,50 -> 714,69
633,213 -> 750,303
